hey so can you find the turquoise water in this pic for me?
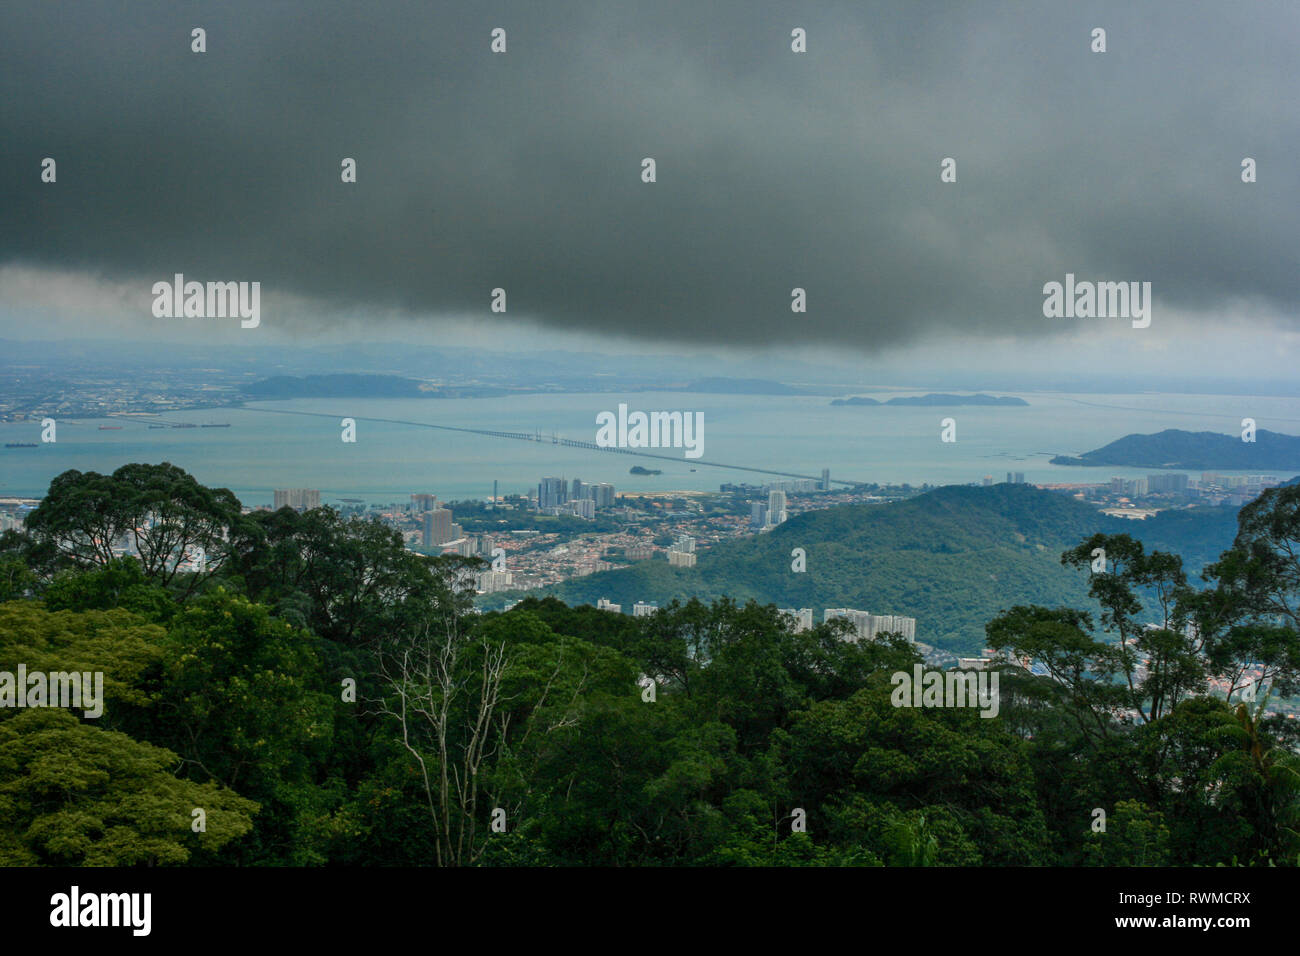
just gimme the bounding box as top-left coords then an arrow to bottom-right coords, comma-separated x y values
1,391 -> 1297,507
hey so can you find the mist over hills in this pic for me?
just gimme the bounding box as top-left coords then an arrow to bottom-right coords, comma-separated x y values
508,484 -> 1245,654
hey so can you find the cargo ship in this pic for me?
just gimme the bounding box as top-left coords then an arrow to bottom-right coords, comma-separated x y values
171,423 -> 197,429
200,423 -> 231,428
4,442 -> 37,448
98,425 -> 123,430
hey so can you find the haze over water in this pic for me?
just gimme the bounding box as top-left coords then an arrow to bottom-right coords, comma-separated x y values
3,390 -> 1296,506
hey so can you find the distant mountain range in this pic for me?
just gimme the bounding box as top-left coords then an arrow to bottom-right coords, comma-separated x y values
240,374 -> 518,399
492,483 -> 1246,654
831,393 -> 1028,406
7,338 -> 1300,398
1051,428 -> 1300,470
242,374 -> 426,398
682,377 -> 815,395
239,373 -> 824,399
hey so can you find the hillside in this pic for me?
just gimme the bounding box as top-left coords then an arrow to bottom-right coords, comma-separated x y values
1051,428 -> 1300,470
499,484 -> 1243,655
242,374 -> 427,398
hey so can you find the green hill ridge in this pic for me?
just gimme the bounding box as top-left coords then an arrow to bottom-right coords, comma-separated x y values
1051,427 -> 1300,470
501,484 -> 1243,654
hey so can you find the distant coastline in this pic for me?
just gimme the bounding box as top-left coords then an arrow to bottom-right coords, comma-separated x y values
831,393 -> 1029,407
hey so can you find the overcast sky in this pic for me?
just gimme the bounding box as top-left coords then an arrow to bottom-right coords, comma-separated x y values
2,0 -> 1298,384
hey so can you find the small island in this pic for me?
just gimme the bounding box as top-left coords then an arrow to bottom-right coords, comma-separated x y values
629,466 -> 662,476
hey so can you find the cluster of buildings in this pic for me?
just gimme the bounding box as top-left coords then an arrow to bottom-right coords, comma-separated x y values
667,534 -> 696,567
721,469 -> 832,495
1102,472 -> 1288,500
411,496 -> 464,549
273,488 -> 321,511
1189,473 -> 1282,501
0,504 -> 34,533
536,477 -> 617,517
1098,473 -> 1285,511
992,471 -> 1288,510
819,607 -> 917,642
595,598 -> 661,617
762,607 -> 922,643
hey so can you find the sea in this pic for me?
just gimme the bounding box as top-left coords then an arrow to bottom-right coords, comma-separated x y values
2,391 -> 1298,507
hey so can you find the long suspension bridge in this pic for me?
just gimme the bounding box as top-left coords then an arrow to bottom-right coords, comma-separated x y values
224,406 -> 865,487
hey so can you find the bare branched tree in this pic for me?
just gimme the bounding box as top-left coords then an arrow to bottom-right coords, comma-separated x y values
374,612 -> 510,867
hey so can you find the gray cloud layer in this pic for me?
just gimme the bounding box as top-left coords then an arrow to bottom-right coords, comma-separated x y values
2,0 -> 1297,351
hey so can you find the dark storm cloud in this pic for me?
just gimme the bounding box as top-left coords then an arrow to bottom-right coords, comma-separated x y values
2,0 -> 1297,349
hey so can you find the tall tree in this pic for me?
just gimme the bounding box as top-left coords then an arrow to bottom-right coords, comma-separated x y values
24,464 -> 241,597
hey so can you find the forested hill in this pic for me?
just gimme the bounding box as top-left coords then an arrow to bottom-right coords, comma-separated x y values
1050,428 -> 1300,470
532,484 -> 1243,654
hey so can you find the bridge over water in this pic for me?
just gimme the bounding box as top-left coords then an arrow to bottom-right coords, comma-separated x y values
237,406 -> 865,487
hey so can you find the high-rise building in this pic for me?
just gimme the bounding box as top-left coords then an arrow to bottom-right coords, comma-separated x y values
422,508 -> 453,548
668,533 -> 697,566
274,489 -> 320,511
410,493 -> 437,512
538,477 -> 567,510
750,502 -> 768,529
823,608 -> 916,643
779,608 -> 814,632
1147,473 -> 1189,494
633,601 -> 658,617
591,483 -> 616,509
448,537 -> 476,557
597,597 -> 622,613
475,569 -> 514,593
767,490 -> 787,526
867,614 -> 916,642
821,468 -> 831,491
765,479 -> 817,494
